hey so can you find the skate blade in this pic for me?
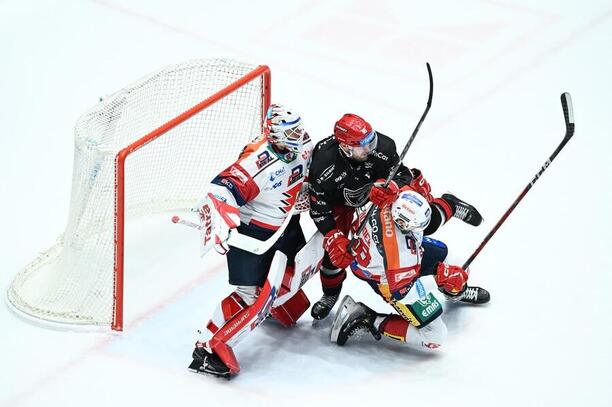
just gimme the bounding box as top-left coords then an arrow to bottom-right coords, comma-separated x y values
330,295 -> 355,343
188,360 -> 231,380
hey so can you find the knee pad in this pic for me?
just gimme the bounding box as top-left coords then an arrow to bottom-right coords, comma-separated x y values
417,317 -> 447,349
270,289 -> 310,327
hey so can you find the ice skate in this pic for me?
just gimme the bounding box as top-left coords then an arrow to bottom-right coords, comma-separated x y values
443,285 -> 490,305
188,343 -> 231,379
442,193 -> 483,226
311,293 -> 339,321
330,295 -> 381,346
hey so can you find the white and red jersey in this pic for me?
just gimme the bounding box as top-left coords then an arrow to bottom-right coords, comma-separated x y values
351,205 -> 424,293
210,135 -> 313,230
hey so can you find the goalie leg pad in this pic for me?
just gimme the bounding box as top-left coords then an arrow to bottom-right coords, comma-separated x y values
270,289 -> 310,327
208,338 -> 241,375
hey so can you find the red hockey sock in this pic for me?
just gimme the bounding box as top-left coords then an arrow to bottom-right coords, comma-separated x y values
380,315 -> 410,342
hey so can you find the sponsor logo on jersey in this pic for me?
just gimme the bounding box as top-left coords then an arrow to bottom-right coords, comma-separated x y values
317,164 -> 335,184
288,164 -> 304,186
256,151 -> 273,169
271,181 -> 283,189
421,298 -> 441,318
381,207 -> 394,237
364,162 -> 374,169
394,269 -> 417,283
334,171 -> 347,182
371,150 -> 389,161
415,279 -> 426,300
269,167 -> 286,182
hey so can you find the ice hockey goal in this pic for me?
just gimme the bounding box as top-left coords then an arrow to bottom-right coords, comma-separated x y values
7,59 -> 271,331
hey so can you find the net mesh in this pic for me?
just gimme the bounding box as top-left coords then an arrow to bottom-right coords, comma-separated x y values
8,59 -> 265,327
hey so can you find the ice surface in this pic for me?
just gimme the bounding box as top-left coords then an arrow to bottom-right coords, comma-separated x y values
1,1 -> 611,406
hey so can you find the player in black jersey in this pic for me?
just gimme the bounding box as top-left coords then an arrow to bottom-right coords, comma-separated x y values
308,113 -> 485,320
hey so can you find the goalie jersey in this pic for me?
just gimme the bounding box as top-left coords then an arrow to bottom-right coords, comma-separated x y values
210,135 -> 313,230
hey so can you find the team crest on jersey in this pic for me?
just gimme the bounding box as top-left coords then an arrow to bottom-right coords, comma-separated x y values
288,165 -> 304,186
256,151 -> 273,169
342,184 -> 371,207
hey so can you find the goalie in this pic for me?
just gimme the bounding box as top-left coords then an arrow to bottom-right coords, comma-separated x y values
330,188 -> 490,349
188,104 -> 313,378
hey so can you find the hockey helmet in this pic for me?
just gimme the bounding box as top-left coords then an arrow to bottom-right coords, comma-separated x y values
266,104 -> 306,153
334,113 -> 378,160
391,187 -> 431,234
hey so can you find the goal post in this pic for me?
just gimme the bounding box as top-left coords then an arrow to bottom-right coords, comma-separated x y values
8,59 -> 271,331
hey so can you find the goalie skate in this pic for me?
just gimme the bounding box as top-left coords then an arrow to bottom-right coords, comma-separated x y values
330,295 -> 381,346
188,344 -> 231,380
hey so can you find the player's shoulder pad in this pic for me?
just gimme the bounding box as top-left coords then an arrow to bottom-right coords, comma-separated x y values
310,135 -> 339,176
370,131 -> 397,162
238,137 -> 278,175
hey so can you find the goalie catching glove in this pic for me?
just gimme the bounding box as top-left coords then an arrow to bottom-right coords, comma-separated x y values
193,188 -> 241,256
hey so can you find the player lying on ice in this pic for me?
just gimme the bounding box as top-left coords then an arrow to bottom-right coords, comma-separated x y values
330,187 -> 490,348
187,104 -> 315,379
308,113 -> 488,320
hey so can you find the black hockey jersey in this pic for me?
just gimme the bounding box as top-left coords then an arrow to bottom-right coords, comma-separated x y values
308,133 -> 412,235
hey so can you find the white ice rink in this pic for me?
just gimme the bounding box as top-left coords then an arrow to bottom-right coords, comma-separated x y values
1,1 -> 612,406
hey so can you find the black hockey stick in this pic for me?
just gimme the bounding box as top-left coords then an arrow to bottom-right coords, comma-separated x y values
349,62 -> 433,252
462,92 -> 575,269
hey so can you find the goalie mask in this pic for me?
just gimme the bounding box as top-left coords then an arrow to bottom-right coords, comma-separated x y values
391,188 -> 431,234
266,104 -> 307,153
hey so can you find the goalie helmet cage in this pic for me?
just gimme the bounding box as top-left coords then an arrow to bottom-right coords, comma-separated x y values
7,59 -> 271,331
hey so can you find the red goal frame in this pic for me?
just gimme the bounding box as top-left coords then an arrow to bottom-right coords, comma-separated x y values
112,65 -> 271,331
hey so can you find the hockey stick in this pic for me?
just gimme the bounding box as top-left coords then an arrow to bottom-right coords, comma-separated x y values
172,206 -> 296,255
462,92 -> 575,269
349,62 -> 434,251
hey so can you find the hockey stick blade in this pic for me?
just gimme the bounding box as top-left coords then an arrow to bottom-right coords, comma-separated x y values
561,92 -> 575,141
350,62 -> 434,249
462,92 -> 575,269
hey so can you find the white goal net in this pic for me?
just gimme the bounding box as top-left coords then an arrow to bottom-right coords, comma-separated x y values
7,59 -> 270,330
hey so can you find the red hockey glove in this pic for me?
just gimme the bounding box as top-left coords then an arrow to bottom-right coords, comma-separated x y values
323,229 -> 354,269
369,179 -> 399,207
409,168 -> 433,202
434,262 -> 469,295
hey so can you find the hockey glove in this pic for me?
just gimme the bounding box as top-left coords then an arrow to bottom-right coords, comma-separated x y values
409,168 -> 433,202
323,229 -> 354,269
369,179 -> 400,207
194,193 -> 240,256
434,262 -> 469,295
